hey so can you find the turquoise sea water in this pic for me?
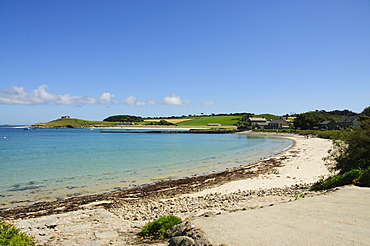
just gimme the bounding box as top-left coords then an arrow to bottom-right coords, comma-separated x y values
0,127 -> 293,208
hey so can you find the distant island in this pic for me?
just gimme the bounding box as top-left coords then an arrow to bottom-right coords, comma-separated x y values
28,108 -> 363,131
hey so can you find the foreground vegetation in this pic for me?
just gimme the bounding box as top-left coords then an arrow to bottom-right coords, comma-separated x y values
139,215 -> 181,240
310,168 -> 370,191
311,111 -> 370,190
0,221 -> 35,245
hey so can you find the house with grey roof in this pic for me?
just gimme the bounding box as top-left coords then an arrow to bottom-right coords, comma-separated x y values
337,116 -> 359,128
320,120 -> 337,130
268,119 -> 290,129
247,117 -> 269,129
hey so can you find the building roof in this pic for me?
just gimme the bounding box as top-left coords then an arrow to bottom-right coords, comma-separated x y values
321,120 -> 333,125
248,117 -> 267,122
269,119 -> 287,124
338,116 -> 357,123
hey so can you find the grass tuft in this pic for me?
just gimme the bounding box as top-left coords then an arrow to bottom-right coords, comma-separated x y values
139,215 -> 182,240
0,221 -> 35,245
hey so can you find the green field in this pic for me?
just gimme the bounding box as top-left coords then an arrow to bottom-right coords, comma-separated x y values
175,114 -> 282,126
175,115 -> 242,126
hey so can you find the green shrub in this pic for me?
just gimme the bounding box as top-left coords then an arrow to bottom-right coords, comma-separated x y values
139,215 -> 182,240
296,130 -> 340,139
327,119 -> 370,173
355,168 -> 370,186
0,221 -> 35,245
148,120 -> 174,125
310,169 -> 362,191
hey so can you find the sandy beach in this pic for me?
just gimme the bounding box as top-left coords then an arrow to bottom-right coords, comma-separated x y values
187,131 -> 333,196
2,132 -> 352,245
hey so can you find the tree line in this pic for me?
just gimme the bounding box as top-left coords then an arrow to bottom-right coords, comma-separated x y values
103,115 -> 144,122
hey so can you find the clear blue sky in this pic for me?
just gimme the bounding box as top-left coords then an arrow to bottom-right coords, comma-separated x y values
1,0 -> 369,124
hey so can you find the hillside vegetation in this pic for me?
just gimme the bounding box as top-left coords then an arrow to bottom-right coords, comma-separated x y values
29,113 -> 283,128
31,118 -> 117,128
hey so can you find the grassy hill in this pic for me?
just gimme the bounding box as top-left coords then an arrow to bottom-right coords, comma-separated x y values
31,118 -> 117,128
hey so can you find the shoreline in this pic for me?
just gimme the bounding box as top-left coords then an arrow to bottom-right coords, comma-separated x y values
1,132 -> 336,245
0,132 -> 330,221
189,131 -> 333,195
0,130 -> 292,210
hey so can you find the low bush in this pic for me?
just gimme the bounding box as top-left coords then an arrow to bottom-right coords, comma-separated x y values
0,221 -> 35,245
147,120 -> 174,125
251,128 -> 295,133
355,168 -> 370,187
310,168 -> 370,191
296,130 -> 340,139
139,215 -> 182,240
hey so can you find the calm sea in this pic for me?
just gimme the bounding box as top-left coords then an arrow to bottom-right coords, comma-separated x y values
0,126 -> 293,208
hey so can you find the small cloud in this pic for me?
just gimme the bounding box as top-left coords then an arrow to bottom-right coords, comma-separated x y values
203,100 -> 217,106
136,101 -> 147,106
163,94 -> 190,106
194,100 -> 216,108
99,92 -> 115,104
123,95 -> 147,106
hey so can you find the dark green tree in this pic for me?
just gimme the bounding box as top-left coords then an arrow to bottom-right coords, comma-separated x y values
293,111 -> 332,130
148,120 -> 174,125
235,113 -> 254,130
326,118 -> 370,173
103,115 -> 143,122
361,106 -> 370,117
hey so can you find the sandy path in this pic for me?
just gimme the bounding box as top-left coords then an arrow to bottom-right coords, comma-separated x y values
192,186 -> 370,246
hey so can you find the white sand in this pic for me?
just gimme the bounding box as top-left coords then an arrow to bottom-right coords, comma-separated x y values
187,133 -> 334,197
190,133 -> 370,245
193,185 -> 370,246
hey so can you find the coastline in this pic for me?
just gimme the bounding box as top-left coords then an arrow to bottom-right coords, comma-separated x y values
1,132 -> 335,245
188,131 -> 333,195
0,129 -> 292,209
